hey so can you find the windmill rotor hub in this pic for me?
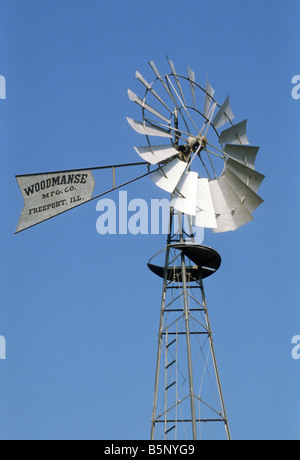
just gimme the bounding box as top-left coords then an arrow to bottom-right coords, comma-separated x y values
177,144 -> 191,163
188,134 -> 207,150
176,134 -> 207,163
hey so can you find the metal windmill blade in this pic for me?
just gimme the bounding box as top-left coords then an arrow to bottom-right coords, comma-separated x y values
134,145 -> 179,165
127,57 -> 265,233
224,144 -> 259,169
126,117 -> 173,138
170,170 -> 198,216
150,158 -> 187,194
213,95 -> 234,130
128,89 -> 171,124
204,79 -> 215,119
220,120 -> 249,145
193,178 -> 217,229
188,66 -> 196,108
209,176 -> 254,233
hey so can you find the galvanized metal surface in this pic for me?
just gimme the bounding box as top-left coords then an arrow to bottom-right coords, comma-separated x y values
16,162 -> 155,232
16,170 -> 95,233
134,144 -> 178,165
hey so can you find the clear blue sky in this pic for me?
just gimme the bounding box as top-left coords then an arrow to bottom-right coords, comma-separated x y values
0,0 -> 299,440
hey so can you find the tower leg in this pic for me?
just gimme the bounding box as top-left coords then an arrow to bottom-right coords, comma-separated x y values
151,212 -> 174,440
181,252 -> 197,440
198,271 -> 231,440
151,242 -> 171,440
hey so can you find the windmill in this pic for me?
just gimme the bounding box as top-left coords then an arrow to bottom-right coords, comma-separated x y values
15,58 -> 265,440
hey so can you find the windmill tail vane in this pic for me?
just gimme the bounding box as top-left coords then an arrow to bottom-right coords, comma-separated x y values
15,161 -> 155,233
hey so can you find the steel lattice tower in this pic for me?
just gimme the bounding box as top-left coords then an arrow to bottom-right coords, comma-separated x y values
149,211 -> 231,440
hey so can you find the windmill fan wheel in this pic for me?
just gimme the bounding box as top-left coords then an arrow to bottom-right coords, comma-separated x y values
127,58 -> 265,233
